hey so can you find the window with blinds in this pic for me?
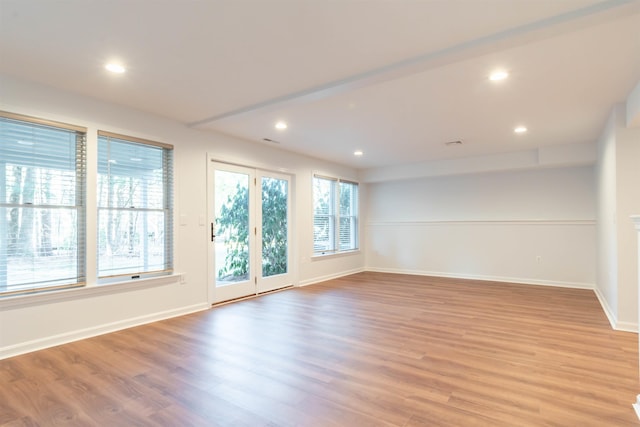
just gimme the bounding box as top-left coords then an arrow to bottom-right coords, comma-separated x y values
0,111 -> 86,296
313,175 -> 359,254
97,131 -> 173,280
339,181 -> 358,251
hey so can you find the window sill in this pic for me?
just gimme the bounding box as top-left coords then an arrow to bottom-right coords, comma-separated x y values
311,250 -> 360,261
0,273 -> 183,309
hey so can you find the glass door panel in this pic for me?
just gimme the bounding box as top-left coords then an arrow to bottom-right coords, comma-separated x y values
211,163 -> 255,303
257,172 -> 291,293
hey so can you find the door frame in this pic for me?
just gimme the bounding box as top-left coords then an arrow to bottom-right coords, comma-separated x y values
256,170 -> 293,294
206,155 -> 295,305
209,161 -> 256,304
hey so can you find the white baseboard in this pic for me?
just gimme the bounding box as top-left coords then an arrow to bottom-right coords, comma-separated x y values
365,267 -> 594,289
0,303 -> 209,360
297,267 -> 365,287
615,321 -> 638,333
593,287 -> 638,332
593,286 -> 618,330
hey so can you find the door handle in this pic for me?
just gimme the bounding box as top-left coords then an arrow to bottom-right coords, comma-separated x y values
211,223 -> 215,242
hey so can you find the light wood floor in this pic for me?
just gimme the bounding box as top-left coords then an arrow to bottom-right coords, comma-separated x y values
1,272 -> 638,426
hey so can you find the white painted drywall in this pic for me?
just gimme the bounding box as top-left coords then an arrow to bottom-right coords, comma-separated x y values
627,80 -> 640,128
0,74 -> 364,358
359,142 -> 596,183
595,103 -> 640,331
614,106 -> 640,330
596,107 -> 619,327
365,166 -> 596,288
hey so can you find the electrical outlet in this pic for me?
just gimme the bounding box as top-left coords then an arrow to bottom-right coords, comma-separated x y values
536,256 -> 542,263
180,274 -> 187,284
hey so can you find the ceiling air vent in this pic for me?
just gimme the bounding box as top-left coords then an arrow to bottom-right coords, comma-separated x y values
263,138 -> 280,144
445,140 -> 463,146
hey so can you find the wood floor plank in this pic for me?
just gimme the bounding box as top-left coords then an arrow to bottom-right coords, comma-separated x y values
1,272 -> 638,426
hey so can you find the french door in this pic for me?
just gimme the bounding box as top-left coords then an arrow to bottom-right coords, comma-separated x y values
208,161 -> 292,304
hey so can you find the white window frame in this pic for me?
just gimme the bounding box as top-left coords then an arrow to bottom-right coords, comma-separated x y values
312,174 -> 359,256
0,111 -> 87,296
97,131 -> 174,282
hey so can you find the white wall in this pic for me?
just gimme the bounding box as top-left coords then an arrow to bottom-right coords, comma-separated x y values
0,75 -> 364,358
616,119 -> 640,330
365,166 -> 596,288
360,142 -> 596,183
621,87 -> 640,331
627,81 -> 640,128
595,102 -> 640,331
2,71 -> 637,357
596,109 -> 619,326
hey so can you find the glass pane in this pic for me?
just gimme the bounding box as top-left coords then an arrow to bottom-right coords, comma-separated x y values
313,215 -> 333,252
339,182 -> 353,216
339,216 -> 357,251
313,177 -> 333,215
97,135 -> 172,279
98,137 -> 165,209
339,182 -> 358,251
262,177 -> 288,277
0,206 -> 79,292
0,118 -> 79,174
98,209 -> 166,277
313,177 -> 335,252
215,170 -> 250,286
4,165 -> 78,206
0,116 -> 85,295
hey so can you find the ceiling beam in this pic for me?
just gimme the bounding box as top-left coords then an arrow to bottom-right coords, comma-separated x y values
188,0 -> 640,128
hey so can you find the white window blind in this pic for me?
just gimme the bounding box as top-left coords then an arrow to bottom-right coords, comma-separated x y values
313,175 -> 358,254
0,111 -> 86,296
97,131 -> 173,280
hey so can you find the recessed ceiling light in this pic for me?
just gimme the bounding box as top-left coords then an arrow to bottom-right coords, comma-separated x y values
489,70 -> 509,81
275,121 -> 287,130
354,150 -> 363,156
105,63 -> 126,74
514,126 -> 528,134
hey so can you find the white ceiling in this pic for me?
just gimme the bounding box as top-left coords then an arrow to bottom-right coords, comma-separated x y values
1,0 -> 639,169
